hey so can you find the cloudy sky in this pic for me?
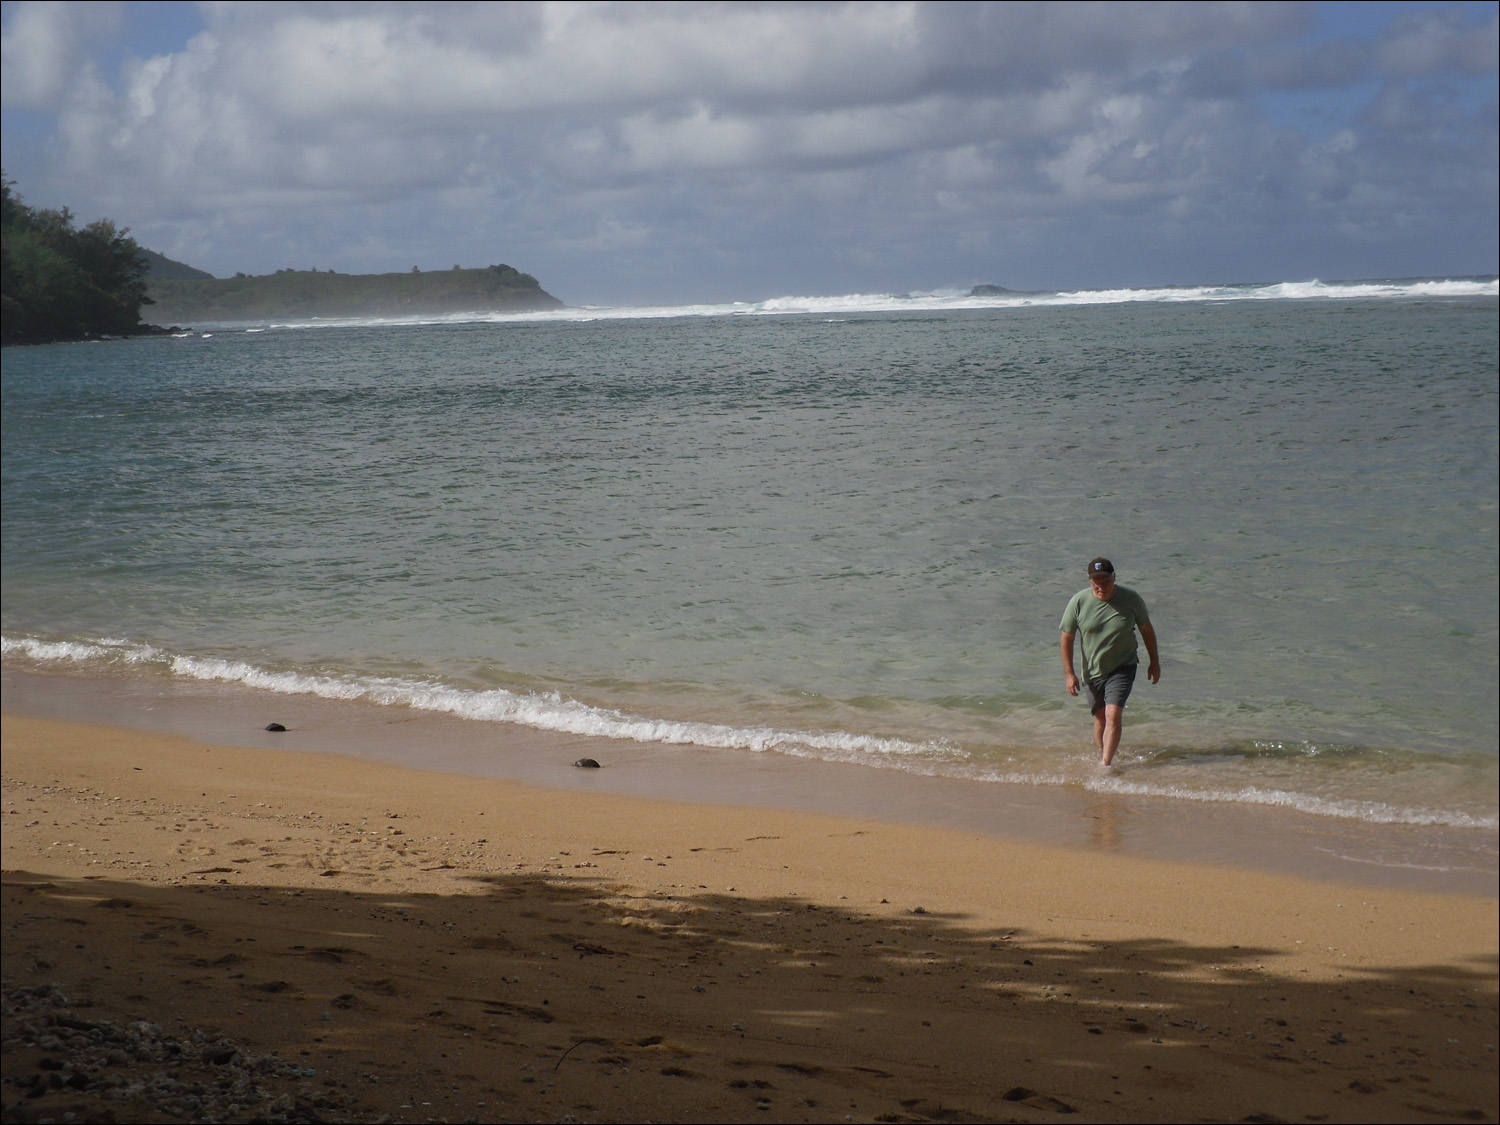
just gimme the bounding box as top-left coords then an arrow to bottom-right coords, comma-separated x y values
2,1 -> 1496,305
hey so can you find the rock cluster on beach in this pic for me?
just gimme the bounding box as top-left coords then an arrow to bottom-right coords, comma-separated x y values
3,982 -> 357,1124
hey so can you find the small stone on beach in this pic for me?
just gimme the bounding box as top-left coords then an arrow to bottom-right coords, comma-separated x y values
573,758 -> 601,769
264,723 -> 286,732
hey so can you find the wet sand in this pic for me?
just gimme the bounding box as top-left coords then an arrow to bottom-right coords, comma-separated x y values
5,667 -> 1495,898
2,708 -> 1496,1124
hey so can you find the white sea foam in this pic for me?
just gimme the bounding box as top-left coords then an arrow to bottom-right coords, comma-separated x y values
1079,771 -> 1499,831
6,632 -> 1495,831
5,634 -> 953,762
189,276 -> 1498,332
2,636 -> 163,665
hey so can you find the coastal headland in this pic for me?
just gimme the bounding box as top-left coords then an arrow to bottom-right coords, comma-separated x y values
2,704 -> 1494,1124
143,263 -> 562,325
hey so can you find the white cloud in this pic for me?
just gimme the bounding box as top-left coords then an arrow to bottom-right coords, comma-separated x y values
1250,39 -> 1371,90
2,1 -> 1494,299
183,1 -> 930,120
0,0 -> 120,106
1374,6 -> 1499,79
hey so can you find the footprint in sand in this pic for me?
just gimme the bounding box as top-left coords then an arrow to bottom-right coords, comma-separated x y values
1002,1086 -> 1077,1113
351,977 -> 398,996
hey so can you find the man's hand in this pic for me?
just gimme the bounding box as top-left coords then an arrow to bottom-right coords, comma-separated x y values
1140,623 -> 1161,684
1060,631 -> 1079,694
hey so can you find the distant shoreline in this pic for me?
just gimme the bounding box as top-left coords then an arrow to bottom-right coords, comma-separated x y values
144,263 -> 562,325
0,321 -> 186,347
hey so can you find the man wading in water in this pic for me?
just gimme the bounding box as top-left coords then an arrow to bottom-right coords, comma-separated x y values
1059,558 -> 1161,767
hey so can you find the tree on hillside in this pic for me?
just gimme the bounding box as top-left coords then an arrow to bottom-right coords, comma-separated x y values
1,174 -> 154,346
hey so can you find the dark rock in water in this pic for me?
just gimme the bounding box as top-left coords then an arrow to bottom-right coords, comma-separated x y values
264,722 -> 286,732
573,757 -> 601,769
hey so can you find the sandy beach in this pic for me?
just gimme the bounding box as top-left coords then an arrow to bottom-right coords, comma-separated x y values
2,710 -> 1495,1124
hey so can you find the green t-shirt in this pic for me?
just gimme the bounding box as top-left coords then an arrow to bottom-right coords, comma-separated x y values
1059,585 -> 1151,682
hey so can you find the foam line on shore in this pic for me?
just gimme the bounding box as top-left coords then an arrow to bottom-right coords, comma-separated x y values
7,633 -> 1496,832
1,633 -> 955,759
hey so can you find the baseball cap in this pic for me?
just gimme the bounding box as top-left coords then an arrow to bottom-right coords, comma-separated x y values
1087,558 -> 1115,579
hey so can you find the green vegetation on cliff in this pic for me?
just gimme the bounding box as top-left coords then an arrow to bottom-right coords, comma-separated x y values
2,171 -> 561,340
2,176 -> 155,346
146,263 -> 562,324
139,247 -> 214,281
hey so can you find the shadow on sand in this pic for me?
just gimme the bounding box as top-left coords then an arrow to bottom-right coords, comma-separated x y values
3,869 -> 1495,1124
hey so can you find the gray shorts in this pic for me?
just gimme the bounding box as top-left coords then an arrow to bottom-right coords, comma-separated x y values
1086,663 -> 1137,715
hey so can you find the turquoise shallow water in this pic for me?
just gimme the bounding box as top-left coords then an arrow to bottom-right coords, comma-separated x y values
3,283 -> 1497,829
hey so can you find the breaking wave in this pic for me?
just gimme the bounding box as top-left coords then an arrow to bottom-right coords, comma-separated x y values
172,276 -> 1498,332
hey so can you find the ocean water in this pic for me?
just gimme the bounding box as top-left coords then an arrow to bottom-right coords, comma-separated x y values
3,279 -> 1497,833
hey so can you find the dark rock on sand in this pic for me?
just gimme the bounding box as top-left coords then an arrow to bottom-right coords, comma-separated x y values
574,758 -> 601,769
2,982 -> 361,1121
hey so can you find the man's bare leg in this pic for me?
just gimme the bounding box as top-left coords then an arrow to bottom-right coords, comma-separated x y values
1097,704 -> 1123,766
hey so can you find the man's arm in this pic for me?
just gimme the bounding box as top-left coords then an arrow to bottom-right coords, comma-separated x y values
1060,631 -> 1080,696
1139,621 -> 1161,684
